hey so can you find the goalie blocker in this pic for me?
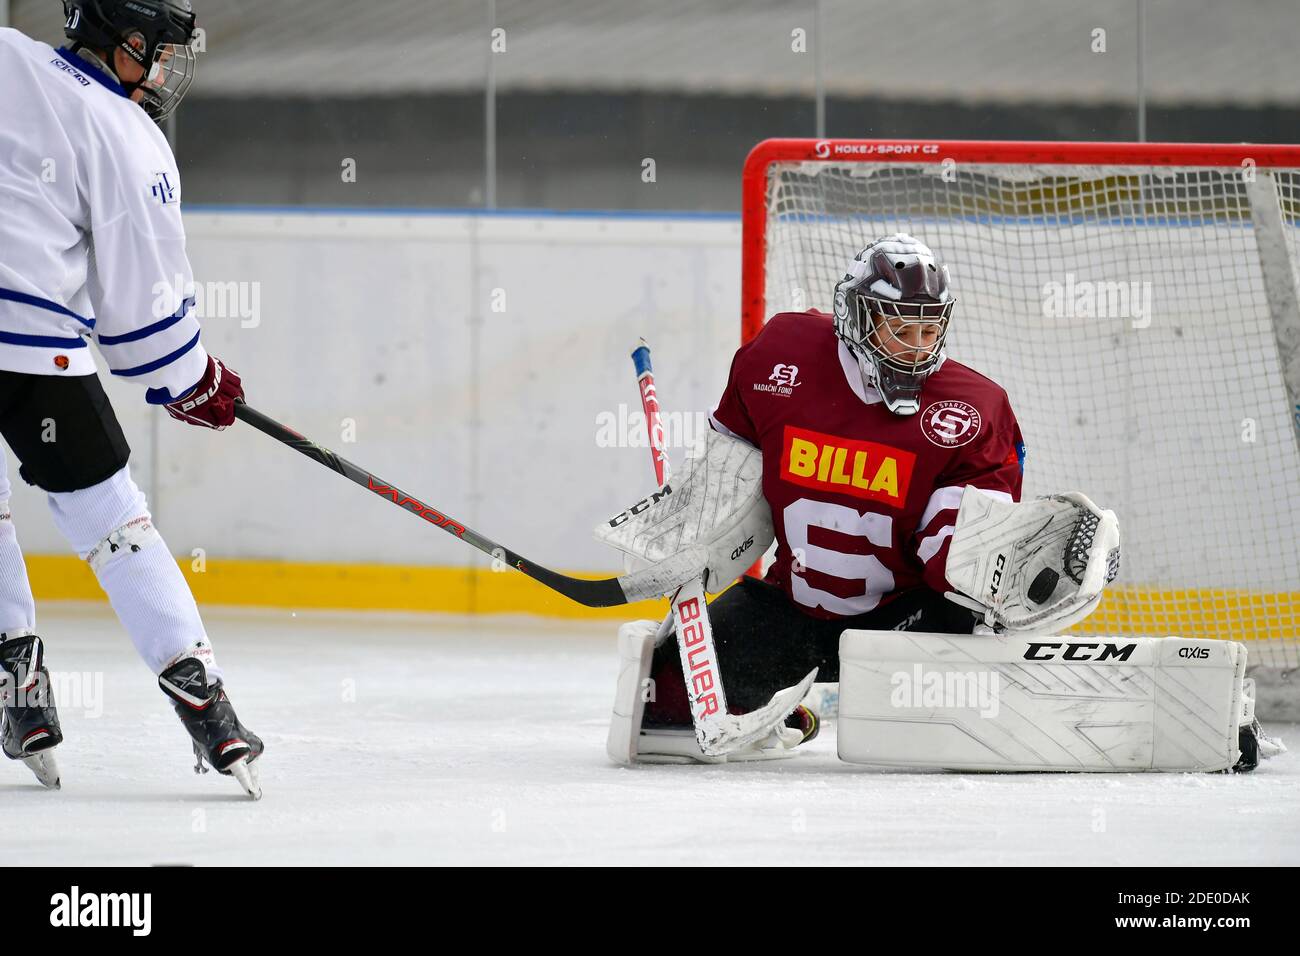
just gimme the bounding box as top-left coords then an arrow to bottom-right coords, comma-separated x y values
597,427 -> 818,761
837,630 -> 1254,772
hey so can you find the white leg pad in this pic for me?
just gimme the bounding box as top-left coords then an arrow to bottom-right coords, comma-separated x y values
837,630 -> 1245,772
606,619 -> 808,766
606,620 -> 659,765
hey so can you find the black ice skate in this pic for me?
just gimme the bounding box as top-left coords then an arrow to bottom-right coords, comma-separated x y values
0,634 -> 62,789
159,657 -> 263,800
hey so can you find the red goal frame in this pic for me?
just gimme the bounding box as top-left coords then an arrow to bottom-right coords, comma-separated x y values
740,138 -> 1300,343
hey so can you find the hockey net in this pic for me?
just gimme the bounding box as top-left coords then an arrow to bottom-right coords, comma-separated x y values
743,140 -> 1300,715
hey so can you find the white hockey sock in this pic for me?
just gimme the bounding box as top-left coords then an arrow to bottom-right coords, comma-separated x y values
46,467 -> 220,681
94,539 -> 219,679
0,499 -> 36,637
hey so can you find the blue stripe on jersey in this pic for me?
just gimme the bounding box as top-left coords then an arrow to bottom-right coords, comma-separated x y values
0,329 -> 89,348
145,384 -> 187,405
97,297 -> 195,346
0,287 -> 95,328
54,47 -> 128,98
110,330 -> 202,378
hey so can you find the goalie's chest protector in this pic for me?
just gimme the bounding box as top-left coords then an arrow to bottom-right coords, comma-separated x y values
713,311 -> 1020,619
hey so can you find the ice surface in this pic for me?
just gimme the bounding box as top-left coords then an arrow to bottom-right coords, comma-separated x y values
3,605 -> 1297,866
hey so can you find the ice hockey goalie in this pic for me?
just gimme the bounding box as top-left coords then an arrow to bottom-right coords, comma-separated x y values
603,234 -> 1278,772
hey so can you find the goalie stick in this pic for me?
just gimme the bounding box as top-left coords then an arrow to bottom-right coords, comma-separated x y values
631,340 -> 730,727
628,342 -> 813,756
233,402 -> 670,608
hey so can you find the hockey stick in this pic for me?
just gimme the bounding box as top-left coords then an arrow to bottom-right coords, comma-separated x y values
632,340 -> 670,488
630,342 -> 731,735
629,342 -> 813,756
233,402 -> 666,609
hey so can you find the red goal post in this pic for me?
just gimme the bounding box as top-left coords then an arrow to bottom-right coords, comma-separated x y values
740,138 -> 1300,698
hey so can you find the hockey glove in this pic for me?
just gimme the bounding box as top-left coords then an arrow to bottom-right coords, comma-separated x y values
164,355 -> 244,430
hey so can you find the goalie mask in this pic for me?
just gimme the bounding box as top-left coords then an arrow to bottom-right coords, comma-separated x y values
63,0 -> 198,123
832,234 -> 955,416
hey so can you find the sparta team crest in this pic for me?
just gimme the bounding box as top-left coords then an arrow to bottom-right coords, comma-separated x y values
920,400 -> 982,448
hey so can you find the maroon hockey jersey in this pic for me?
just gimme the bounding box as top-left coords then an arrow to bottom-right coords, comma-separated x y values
711,310 -> 1024,619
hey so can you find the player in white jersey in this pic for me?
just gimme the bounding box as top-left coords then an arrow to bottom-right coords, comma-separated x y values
0,1 -> 261,797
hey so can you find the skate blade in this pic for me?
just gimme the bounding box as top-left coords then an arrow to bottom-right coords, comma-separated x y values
22,751 -> 60,789
228,755 -> 262,800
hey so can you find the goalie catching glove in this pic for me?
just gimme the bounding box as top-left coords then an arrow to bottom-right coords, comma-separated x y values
594,429 -> 773,597
945,487 -> 1120,633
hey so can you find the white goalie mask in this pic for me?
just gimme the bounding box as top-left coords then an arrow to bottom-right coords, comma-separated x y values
832,234 -> 955,416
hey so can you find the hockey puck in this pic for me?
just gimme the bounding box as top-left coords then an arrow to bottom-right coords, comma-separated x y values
1029,567 -> 1059,604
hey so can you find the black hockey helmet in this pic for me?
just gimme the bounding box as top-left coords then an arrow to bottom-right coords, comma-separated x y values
63,0 -> 198,122
832,234 -> 955,416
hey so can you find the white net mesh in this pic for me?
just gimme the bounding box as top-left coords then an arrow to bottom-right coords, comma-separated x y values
758,157 -> 1300,676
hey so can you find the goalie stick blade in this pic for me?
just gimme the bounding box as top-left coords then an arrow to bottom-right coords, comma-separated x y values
697,668 -> 818,757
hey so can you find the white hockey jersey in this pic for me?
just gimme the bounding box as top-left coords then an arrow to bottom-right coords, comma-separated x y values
0,28 -> 208,403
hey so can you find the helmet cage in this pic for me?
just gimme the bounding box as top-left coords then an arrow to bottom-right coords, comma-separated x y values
128,39 -> 196,121
855,293 -> 954,378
